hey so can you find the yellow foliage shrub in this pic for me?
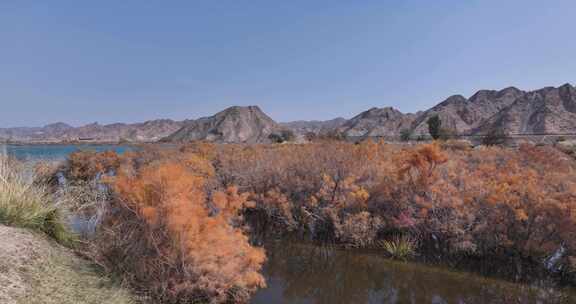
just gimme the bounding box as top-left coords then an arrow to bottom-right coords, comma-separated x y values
97,154 -> 265,303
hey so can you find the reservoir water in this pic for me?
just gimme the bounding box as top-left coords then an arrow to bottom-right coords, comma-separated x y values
251,242 -> 575,304
0,144 -> 134,160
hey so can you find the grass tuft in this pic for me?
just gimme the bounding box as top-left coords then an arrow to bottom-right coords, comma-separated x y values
379,236 -> 417,260
0,157 -> 75,246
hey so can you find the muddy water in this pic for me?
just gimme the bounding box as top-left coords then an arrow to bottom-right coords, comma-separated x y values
251,241 -> 575,304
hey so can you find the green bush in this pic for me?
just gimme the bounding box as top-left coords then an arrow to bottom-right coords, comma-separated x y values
427,115 -> 442,140
270,130 -> 297,143
400,129 -> 412,141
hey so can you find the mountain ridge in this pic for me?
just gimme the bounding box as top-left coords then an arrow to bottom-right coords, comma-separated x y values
2,83 -> 575,143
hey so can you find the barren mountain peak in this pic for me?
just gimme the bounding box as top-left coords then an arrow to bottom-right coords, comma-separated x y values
164,105 -> 280,143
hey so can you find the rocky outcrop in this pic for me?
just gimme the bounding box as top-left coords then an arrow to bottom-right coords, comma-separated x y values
337,107 -> 417,137
473,84 -> 576,135
411,87 -> 523,135
164,106 -> 281,143
326,83 -> 575,138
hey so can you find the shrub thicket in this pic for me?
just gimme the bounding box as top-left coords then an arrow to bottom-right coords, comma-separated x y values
210,141 -> 576,274
62,140 -> 576,291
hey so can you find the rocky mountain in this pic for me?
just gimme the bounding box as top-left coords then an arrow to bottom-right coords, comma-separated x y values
0,119 -> 186,142
325,83 -> 575,139
473,84 -> 576,135
411,87 -> 524,136
43,122 -> 74,134
337,107 -> 418,138
280,118 -> 347,135
164,106 -> 282,143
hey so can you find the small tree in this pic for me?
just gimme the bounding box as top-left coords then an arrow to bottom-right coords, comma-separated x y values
400,129 -> 412,142
280,129 -> 296,142
269,130 -> 296,143
427,115 -> 442,140
268,133 -> 284,143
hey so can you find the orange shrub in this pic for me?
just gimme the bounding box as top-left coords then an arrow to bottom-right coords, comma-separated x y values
96,154 -> 265,303
65,150 -> 122,181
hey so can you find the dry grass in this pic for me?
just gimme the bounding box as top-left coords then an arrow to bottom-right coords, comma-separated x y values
0,156 -> 74,245
0,225 -> 134,304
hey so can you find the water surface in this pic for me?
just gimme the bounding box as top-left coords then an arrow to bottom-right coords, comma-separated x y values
1,144 -> 134,160
251,242 -> 575,304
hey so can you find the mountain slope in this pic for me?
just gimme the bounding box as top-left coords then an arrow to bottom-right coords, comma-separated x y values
165,106 -> 281,143
338,107 -> 417,137
411,87 -> 524,135
474,84 -> 576,134
330,83 -> 575,138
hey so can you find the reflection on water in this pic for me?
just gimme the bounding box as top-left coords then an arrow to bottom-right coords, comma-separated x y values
251,241 -> 575,304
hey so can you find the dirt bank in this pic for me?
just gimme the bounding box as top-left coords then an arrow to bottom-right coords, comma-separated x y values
0,225 -> 134,304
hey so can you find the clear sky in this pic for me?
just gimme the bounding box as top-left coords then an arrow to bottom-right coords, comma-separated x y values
1,0 -> 575,127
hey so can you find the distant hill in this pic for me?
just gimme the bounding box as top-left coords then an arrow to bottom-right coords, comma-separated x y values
3,83 -> 575,143
164,106 -> 282,143
280,118 -> 347,135
0,119 -> 186,143
337,107 -> 418,137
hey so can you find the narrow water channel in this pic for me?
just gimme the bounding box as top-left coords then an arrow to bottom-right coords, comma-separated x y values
251,241 -> 575,304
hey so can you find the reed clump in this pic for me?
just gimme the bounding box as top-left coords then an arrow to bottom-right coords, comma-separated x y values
379,236 -> 418,260
0,156 -> 74,245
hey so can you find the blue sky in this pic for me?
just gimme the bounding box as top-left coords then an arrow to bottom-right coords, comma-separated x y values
1,0 -> 575,127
